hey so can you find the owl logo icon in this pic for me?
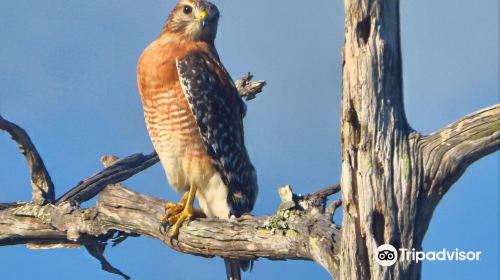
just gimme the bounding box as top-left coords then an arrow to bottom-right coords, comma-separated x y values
376,244 -> 398,266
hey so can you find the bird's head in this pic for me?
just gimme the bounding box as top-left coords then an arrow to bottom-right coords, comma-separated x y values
163,0 -> 220,43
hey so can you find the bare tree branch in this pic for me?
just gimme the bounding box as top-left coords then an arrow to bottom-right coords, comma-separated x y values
277,184 -> 341,212
0,77 -> 341,279
3,0 -> 498,277
235,72 -> 266,101
0,115 -> 55,205
326,200 -> 342,220
55,152 -> 159,206
0,185 -> 341,278
421,104 -> 500,197
299,184 -> 341,204
2,40 -> 496,280
54,72 -> 265,206
85,241 -> 131,280
340,0 -> 498,278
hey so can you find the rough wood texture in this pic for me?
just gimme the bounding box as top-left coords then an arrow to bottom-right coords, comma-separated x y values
340,0 -> 499,279
422,104 -> 500,197
1,74 -> 340,279
0,184 -> 341,279
1,5 -> 499,279
0,116 -> 55,205
234,72 -> 266,101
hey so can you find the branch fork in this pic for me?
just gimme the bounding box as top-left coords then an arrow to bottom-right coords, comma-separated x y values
2,63 -> 499,280
0,75 -> 338,279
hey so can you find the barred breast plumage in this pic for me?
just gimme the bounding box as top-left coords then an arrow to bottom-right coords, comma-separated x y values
138,1 -> 258,277
138,40 -> 216,194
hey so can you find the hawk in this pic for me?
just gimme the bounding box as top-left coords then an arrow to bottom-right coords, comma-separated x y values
137,0 -> 258,279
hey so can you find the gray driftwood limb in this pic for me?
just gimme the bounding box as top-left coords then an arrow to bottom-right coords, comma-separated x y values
0,116 -> 55,205
2,5 -> 500,278
234,72 -> 266,101
1,76 -> 339,279
421,104 -> 500,197
0,184 -> 341,278
340,0 -> 499,278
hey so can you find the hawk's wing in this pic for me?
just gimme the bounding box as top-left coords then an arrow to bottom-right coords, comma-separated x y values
176,50 -> 256,215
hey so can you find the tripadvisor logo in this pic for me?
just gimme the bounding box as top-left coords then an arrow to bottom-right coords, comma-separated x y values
376,244 -> 398,267
375,244 -> 482,266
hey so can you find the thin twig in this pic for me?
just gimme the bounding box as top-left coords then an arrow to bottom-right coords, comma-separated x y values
235,72 -> 266,101
299,184 -> 341,202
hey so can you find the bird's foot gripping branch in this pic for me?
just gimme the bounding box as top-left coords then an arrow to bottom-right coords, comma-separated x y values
0,75 -> 343,279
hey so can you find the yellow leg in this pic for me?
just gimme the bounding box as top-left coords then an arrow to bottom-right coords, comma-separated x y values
168,184 -> 197,237
160,192 -> 189,226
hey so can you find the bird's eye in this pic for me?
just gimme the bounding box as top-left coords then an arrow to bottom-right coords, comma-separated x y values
183,5 -> 193,15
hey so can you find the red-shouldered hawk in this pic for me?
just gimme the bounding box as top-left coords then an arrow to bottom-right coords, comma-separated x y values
137,1 -> 257,279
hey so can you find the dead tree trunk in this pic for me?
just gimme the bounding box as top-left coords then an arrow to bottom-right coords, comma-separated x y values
0,1 -> 498,279
340,0 -> 499,279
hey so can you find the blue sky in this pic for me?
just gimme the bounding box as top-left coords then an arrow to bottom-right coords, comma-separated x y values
0,0 -> 498,279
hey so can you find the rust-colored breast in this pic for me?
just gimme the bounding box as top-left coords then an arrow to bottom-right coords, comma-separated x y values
137,39 -> 215,190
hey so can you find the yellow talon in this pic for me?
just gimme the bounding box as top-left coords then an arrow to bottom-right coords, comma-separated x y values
160,185 -> 198,237
168,209 -> 193,236
165,202 -> 177,209
160,192 -> 188,225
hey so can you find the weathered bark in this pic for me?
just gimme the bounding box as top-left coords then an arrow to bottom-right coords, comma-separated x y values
421,105 -> 500,198
0,184 -> 340,261
0,74 -> 343,279
0,116 -> 55,205
340,0 -> 499,279
0,183 -> 341,279
1,3 -> 499,279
